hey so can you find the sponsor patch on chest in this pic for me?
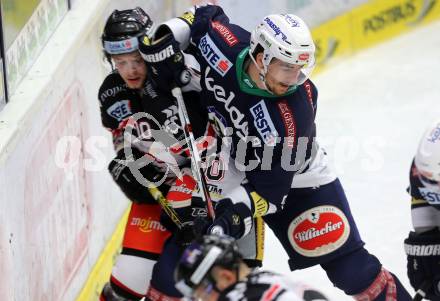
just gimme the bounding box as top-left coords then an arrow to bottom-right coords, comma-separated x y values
250,100 -> 278,146
107,100 -> 132,121
288,206 -> 350,257
199,34 -> 233,76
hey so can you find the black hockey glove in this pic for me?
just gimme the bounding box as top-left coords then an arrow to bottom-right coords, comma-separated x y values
108,147 -> 170,204
405,229 -> 440,300
207,198 -> 252,239
159,172 -> 208,246
138,33 -> 191,92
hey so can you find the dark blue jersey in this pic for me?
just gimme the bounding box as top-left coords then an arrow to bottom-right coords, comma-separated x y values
188,5 -> 317,211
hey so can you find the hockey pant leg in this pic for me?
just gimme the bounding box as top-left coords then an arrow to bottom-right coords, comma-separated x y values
146,234 -> 184,301
100,203 -> 171,300
322,247 -> 411,300
263,179 -> 411,300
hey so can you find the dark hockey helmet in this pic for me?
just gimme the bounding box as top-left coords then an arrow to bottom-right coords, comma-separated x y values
174,235 -> 242,297
101,7 -> 153,58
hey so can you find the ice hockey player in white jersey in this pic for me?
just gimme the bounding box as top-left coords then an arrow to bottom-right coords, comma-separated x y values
404,119 -> 440,300
175,235 -> 329,301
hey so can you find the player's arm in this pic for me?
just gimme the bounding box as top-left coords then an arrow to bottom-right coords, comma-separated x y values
98,73 -> 139,152
137,5 -> 230,92
152,5 -> 228,49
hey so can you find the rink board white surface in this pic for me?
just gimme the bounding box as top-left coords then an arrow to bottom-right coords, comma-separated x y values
263,20 -> 440,300
0,1 -> 173,300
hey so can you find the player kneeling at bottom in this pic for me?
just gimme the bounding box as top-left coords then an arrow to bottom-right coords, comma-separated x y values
175,235 -> 329,301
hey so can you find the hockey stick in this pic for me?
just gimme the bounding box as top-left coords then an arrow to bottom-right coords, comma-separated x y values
413,280 -> 430,301
171,87 -> 216,220
148,186 -> 183,229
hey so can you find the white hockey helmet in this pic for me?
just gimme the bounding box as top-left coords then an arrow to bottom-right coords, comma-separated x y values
415,119 -> 440,182
249,14 -> 316,86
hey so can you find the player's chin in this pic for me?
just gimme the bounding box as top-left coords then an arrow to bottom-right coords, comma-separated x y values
273,86 -> 289,95
126,79 -> 143,89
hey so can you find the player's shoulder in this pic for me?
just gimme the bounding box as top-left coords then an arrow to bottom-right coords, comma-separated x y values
221,271 -> 302,301
98,71 -> 127,104
193,5 -> 250,58
296,79 -> 318,107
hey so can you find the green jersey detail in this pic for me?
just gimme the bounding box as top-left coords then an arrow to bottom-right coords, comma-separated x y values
235,47 -> 297,97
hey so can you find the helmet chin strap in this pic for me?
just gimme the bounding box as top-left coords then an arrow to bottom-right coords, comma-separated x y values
248,52 -> 274,95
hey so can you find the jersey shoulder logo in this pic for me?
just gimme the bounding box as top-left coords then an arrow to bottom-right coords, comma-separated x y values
179,11 -> 194,25
250,100 -> 278,146
288,205 -> 350,257
99,84 -> 125,103
106,100 -> 132,121
199,34 -> 233,77
211,21 -> 239,46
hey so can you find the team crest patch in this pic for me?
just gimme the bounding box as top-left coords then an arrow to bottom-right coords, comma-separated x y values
288,206 -> 350,257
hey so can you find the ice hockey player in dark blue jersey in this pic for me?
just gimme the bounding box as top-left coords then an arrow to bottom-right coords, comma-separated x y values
404,119 -> 440,300
139,5 -> 412,300
175,234 -> 329,301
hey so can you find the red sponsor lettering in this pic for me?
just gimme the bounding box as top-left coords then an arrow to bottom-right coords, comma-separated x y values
276,100 -> 296,148
293,218 -> 344,250
211,21 -> 239,46
299,53 -> 309,61
304,81 -> 314,110
288,206 -> 350,257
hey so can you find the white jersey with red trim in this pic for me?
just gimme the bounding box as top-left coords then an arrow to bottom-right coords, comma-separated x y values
219,270 -> 327,301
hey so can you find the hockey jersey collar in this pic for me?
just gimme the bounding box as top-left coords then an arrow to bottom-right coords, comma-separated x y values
236,47 -> 297,98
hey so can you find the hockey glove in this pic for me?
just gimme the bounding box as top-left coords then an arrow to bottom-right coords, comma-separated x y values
108,147 -> 169,204
160,172 -> 208,246
207,198 -> 253,239
138,33 -> 191,92
405,229 -> 440,300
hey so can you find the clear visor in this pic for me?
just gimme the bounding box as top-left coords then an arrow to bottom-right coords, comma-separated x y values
267,57 -> 315,87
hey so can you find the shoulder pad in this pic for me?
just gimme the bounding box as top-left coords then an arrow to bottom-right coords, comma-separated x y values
98,73 -> 127,104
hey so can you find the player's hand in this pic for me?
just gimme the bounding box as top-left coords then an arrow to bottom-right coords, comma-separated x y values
207,199 -> 252,239
138,33 -> 191,92
160,171 -> 207,236
108,147 -> 168,204
404,229 -> 440,299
